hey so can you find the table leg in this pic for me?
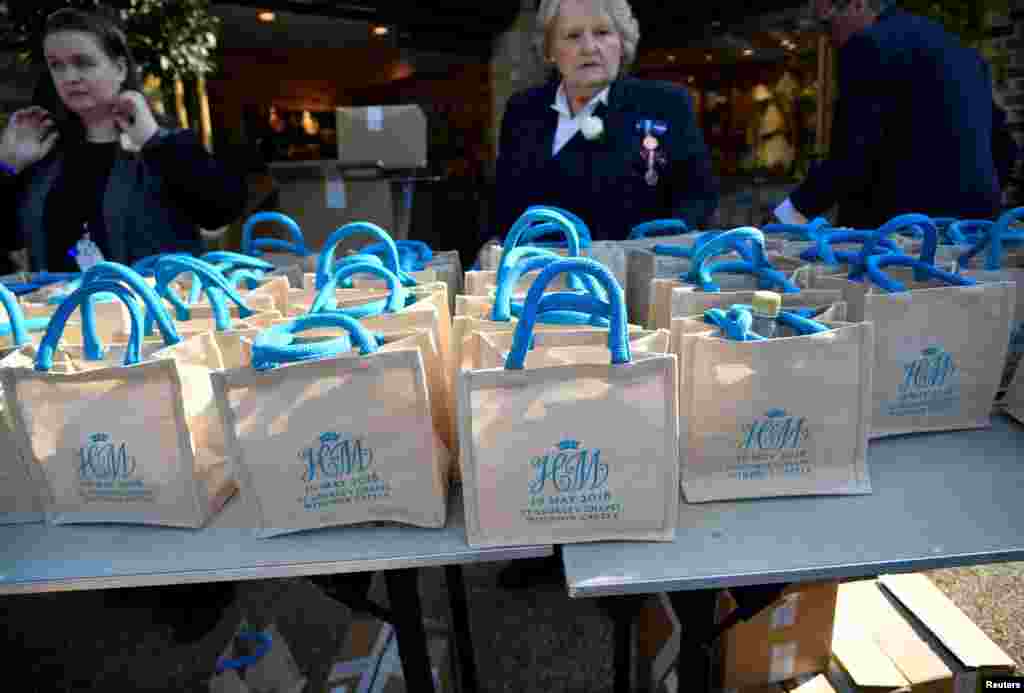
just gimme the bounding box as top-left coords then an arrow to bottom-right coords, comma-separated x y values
668,589 -> 720,693
603,595 -> 645,693
444,565 -> 479,693
384,568 -> 435,691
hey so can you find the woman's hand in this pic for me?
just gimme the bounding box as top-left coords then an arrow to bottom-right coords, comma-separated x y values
0,107 -> 59,174
112,90 -> 159,150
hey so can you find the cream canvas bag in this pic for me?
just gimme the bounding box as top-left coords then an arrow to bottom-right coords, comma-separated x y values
457,259 -> 678,548
814,215 -> 1016,437
673,305 -> 874,502
1,274 -> 235,528
212,313 -> 448,538
0,285 -> 46,524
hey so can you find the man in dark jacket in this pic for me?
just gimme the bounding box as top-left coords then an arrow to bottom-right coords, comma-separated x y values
775,0 -> 1016,228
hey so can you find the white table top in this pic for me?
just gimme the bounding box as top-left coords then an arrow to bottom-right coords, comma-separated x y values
563,414 -> 1024,598
0,489 -> 551,595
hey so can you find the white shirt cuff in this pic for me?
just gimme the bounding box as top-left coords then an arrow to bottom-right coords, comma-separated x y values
773,198 -> 809,225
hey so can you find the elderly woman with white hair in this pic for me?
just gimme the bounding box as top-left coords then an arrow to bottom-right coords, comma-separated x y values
490,0 -> 718,247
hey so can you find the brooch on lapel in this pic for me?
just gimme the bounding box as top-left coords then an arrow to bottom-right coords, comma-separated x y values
636,119 -> 668,186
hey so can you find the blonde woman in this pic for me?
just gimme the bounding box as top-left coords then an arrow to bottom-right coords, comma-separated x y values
490,0 -> 717,245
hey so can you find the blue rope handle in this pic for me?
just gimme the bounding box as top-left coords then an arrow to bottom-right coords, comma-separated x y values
524,205 -> 593,246
704,305 -> 832,341
215,631 -> 273,674
704,307 -> 761,341
628,219 -> 688,240
956,206 -> 1024,271
500,208 -> 582,266
684,228 -> 798,293
80,262 -> 181,359
129,254 -> 203,304
131,253 -> 192,278
506,258 -> 629,370
154,256 -> 256,332
652,232 -> 753,263
492,253 -> 608,325
808,229 -> 900,267
495,246 -> 591,295
251,312 -> 378,370
515,290 -> 612,328
325,254 -> 387,288
760,217 -> 831,241
201,252 -> 276,274
850,214 -> 938,282
0,282 -> 30,346
694,258 -> 800,294
317,222 -> 415,290
241,212 -> 309,258
396,240 -> 433,266
946,219 -> 991,246
309,261 -> 409,316
227,268 -> 266,291
687,227 -> 770,274
360,241 -> 429,273
35,280 -> 146,370
865,253 -> 978,292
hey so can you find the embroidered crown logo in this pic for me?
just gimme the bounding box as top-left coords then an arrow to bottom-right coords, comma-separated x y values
557,439 -> 580,450
320,432 -> 340,444
90,433 -> 110,443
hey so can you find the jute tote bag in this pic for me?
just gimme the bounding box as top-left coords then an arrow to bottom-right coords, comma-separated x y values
645,228 -> 806,330
241,211 -> 317,274
457,258 -> 679,548
0,284 -> 46,524
451,250 -> 618,378
1002,357 -> 1024,423
353,238 -> 462,313
673,304 -> 874,502
305,222 -> 436,293
211,312 -> 448,538
660,229 -> 837,332
953,208 -> 1024,390
815,215 -> 1016,437
1,274 -> 235,527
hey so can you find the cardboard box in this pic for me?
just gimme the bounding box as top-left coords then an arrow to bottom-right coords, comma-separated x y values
269,162 -> 398,252
634,593 -> 683,692
831,601 -> 911,693
835,576 -> 1015,693
878,574 -> 1016,692
335,105 -> 427,170
327,616 -> 450,693
719,581 -> 840,689
786,674 -> 839,693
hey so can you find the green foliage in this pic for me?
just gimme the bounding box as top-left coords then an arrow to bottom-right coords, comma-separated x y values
1,0 -> 219,78
895,0 -> 1010,45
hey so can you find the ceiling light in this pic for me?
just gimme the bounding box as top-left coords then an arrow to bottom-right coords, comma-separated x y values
743,48 -> 754,56
688,76 -> 695,83
668,54 -> 677,63
705,53 -> 712,61
256,10 -> 275,22
373,25 -> 389,36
